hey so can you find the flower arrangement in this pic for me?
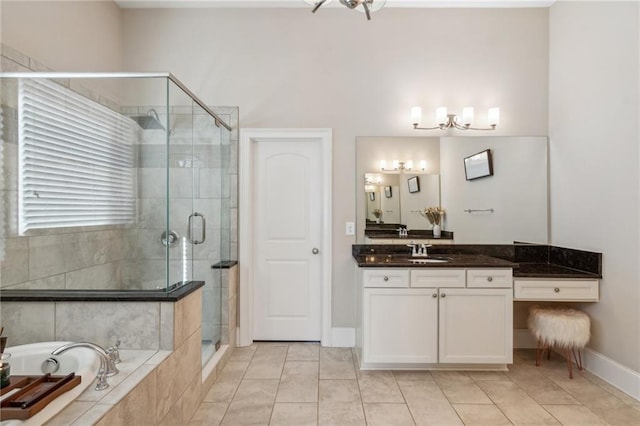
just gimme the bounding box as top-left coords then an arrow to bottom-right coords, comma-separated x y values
420,207 -> 445,225
372,209 -> 382,219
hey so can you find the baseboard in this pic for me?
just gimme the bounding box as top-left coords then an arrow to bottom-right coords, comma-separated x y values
331,327 -> 355,347
584,348 -> 640,402
514,328 -> 537,348
514,329 -> 640,402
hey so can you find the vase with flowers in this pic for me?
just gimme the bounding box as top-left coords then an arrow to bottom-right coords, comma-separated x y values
372,208 -> 382,223
420,206 -> 445,237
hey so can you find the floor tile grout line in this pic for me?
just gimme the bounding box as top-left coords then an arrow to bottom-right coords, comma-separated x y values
203,345 -> 639,426
266,342 -> 287,426
393,375 -> 419,426
218,343 -> 257,425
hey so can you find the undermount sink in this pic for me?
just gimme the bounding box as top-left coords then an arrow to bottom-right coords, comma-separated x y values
409,257 -> 451,264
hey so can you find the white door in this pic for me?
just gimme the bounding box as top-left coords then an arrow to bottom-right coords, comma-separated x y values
253,140 -> 323,341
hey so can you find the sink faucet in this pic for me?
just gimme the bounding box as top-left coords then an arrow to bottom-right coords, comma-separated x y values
407,243 -> 432,257
51,342 -> 119,391
397,227 -> 408,237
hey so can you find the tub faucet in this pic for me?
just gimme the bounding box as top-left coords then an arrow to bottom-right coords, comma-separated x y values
51,342 -> 118,391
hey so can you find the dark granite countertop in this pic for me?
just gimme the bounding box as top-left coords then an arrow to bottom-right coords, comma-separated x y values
212,260 -> 238,269
513,263 -> 601,279
352,243 -> 602,279
365,229 -> 454,240
353,253 -> 517,268
0,281 -> 205,302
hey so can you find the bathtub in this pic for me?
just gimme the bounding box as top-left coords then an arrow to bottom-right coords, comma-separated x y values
1,342 -> 101,426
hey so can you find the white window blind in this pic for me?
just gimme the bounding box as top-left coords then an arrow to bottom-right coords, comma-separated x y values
18,79 -> 136,234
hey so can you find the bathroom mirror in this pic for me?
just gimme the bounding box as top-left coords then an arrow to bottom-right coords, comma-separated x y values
356,136 -> 549,244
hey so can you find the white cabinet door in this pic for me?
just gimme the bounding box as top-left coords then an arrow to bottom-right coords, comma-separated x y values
438,288 -> 513,364
363,288 -> 438,364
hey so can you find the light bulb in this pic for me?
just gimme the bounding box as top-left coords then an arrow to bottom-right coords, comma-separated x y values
488,107 -> 500,126
419,160 -> 427,171
380,160 -> 387,170
410,106 -> 422,125
462,107 -> 474,126
436,107 -> 448,125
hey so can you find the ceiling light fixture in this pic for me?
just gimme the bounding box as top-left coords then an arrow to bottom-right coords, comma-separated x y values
411,106 -> 500,131
306,0 -> 386,21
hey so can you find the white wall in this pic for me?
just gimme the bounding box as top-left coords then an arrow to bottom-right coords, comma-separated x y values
1,1 -> 123,72
441,136 -> 548,244
549,2 -> 640,372
0,4 -> 549,328
122,7 -> 549,327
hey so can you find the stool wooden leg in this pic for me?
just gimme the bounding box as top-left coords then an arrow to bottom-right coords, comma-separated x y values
565,349 -> 573,379
535,339 -> 543,367
572,348 -> 584,371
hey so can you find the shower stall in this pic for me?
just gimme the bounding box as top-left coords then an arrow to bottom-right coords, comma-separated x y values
0,73 -> 237,364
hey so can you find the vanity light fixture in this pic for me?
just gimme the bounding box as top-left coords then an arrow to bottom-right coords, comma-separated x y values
305,0 -> 385,21
380,160 -> 426,172
364,173 -> 382,185
411,106 -> 500,131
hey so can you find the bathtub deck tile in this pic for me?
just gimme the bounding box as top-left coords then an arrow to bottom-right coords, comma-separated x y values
45,401 -> 95,426
71,403 -> 117,425
100,363 -> 157,405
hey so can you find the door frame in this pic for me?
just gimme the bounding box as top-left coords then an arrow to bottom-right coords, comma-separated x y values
238,128 -> 332,347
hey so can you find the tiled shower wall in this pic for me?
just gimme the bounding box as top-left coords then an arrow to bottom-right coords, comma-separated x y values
0,45 -> 238,297
0,44 -> 129,291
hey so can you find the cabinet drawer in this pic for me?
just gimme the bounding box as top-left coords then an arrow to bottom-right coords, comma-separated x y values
513,279 -> 599,301
467,269 -> 513,288
410,269 -> 466,288
363,269 -> 410,288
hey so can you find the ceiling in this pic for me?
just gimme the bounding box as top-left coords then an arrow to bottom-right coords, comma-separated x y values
114,0 -> 555,8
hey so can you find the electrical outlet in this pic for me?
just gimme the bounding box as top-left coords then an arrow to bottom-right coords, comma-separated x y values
345,222 -> 355,236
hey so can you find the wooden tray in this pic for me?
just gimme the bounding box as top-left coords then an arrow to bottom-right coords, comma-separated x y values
0,373 -> 81,420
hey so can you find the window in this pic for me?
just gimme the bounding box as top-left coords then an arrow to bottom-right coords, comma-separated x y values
18,79 -> 136,234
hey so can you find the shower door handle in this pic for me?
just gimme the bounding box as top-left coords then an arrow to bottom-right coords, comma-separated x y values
188,212 -> 206,245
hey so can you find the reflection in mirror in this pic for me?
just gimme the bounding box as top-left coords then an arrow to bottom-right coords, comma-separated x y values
400,174 -> 440,230
363,173 -> 439,230
365,173 -> 400,224
357,137 -> 441,242
356,136 -> 549,244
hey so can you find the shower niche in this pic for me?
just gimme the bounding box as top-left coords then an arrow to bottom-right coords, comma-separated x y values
0,72 -> 237,363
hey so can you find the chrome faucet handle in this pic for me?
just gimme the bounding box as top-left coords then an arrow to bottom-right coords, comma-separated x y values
95,373 -> 109,391
105,349 -> 120,376
108,340 -> 121,364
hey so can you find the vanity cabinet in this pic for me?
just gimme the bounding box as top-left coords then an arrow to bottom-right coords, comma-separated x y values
513,279 -> 599,302
359,267 -> 513,368
363,288 -> 438,364
438,288 -> 513,364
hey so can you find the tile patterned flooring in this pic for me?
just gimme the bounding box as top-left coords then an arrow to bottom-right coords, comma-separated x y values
190,343 -> 640,425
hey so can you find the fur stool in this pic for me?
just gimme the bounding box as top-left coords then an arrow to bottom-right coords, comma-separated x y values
528,306 -> 590,379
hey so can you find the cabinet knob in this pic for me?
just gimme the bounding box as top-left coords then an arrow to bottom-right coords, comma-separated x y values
383,276 -> 389,282
441,293 -> 446,298
554,287 -> 560,293
432,293 -> 438,298
487,276 -> 493,282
